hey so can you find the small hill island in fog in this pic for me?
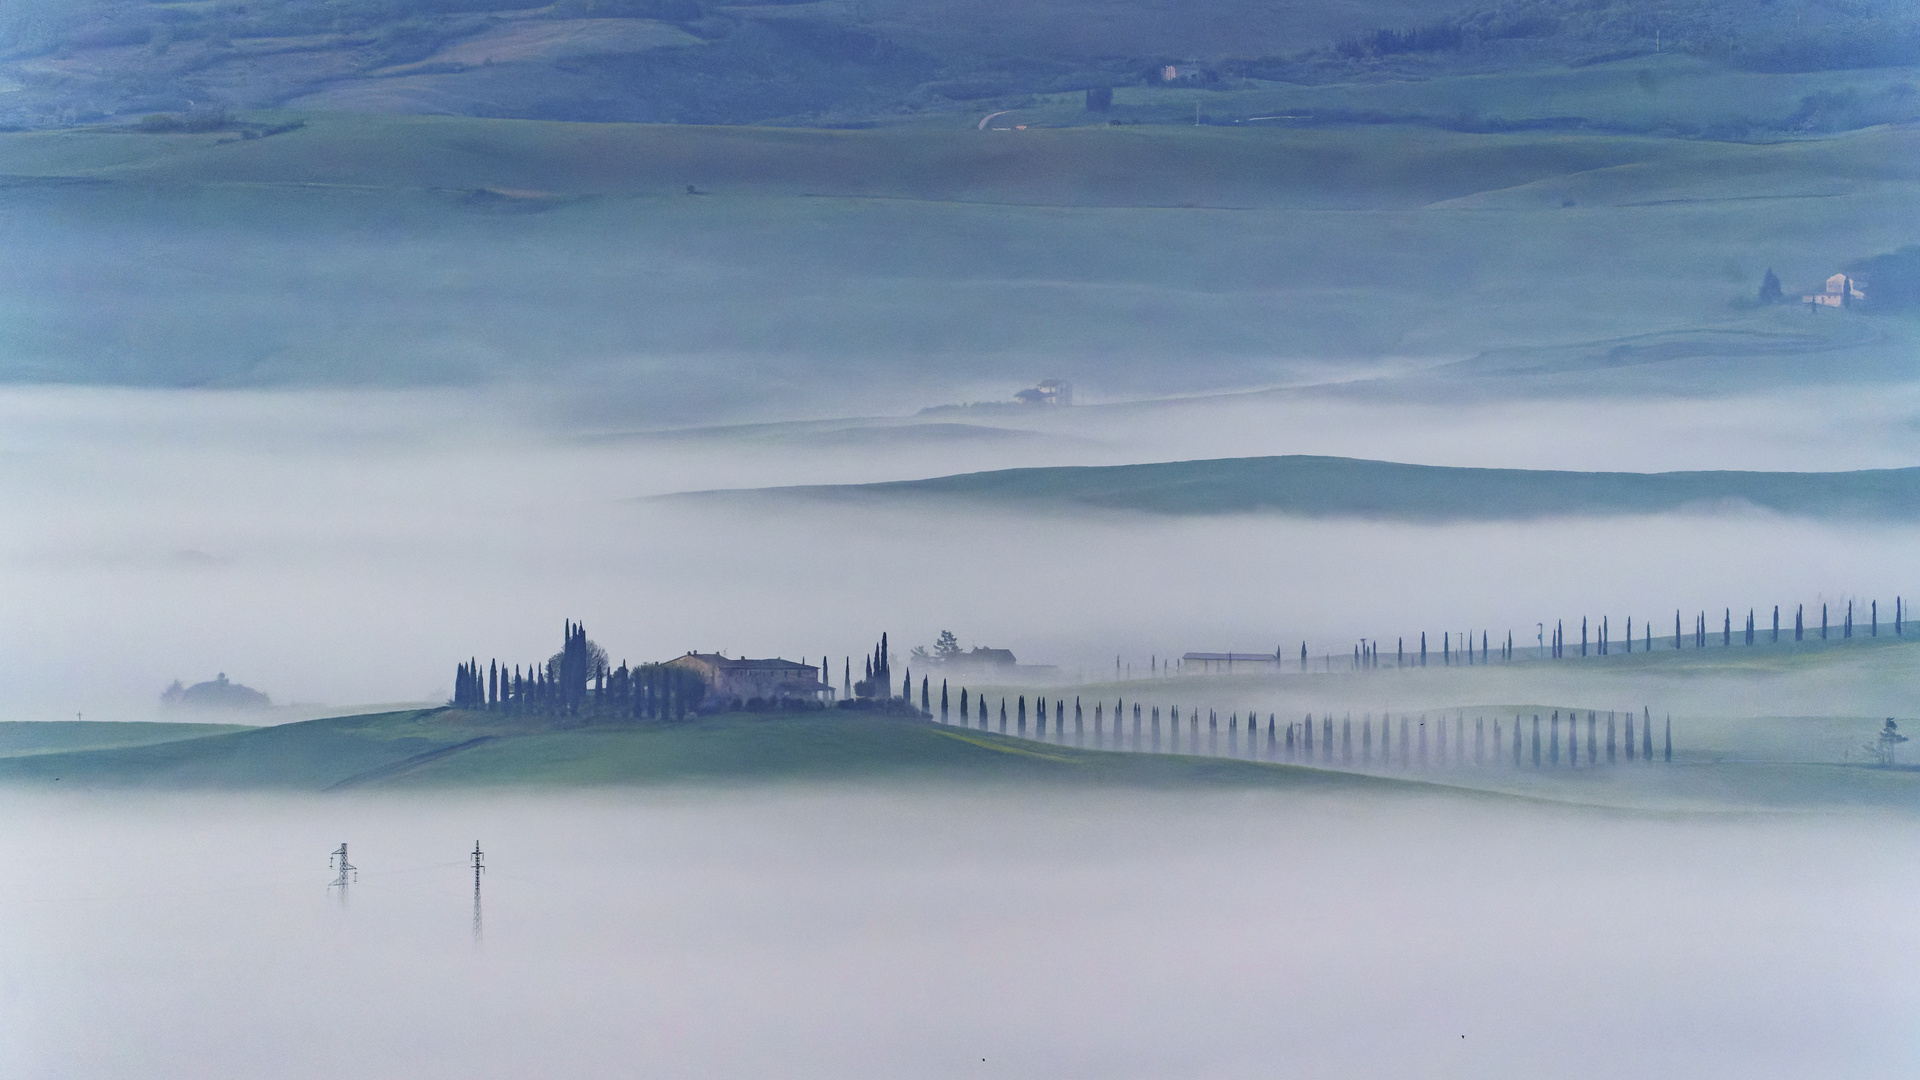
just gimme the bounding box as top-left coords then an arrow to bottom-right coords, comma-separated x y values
160,673 -> 271,711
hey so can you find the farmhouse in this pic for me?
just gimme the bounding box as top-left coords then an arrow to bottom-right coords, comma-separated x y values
1804,272 -> 1865,308
1014,378 -> 1073,406
666,653 -> 830,703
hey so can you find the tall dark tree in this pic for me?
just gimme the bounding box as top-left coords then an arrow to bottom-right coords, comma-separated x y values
1759,268 -> 1784,304
940,679 -> 949,721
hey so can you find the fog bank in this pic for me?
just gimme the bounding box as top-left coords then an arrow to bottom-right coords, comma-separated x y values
1,787 -> 1914,1080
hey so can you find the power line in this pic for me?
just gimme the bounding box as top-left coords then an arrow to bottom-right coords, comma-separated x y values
470,841 -> 485,944
328,842 -> 356,905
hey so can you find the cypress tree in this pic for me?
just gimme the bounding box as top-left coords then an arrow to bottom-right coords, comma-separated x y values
922,676 -> 930,714
1531,715 -> 1541,766
940,680 -> 949,721
1075,697 -> 1084,744
1643,707 -> 1654,760
1845,600 -> 1853,638
1625,710 -> 1636,761
999,698 -> 1007,733
1822,603 -> 1828,639
1581,617 -> 1587,657
1664,715 -> 1672,761
1608,711 -> 1617,763
1421,632 -> 1427,666
1796,604 -> 1804,641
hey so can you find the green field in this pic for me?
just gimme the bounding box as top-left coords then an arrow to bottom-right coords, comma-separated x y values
0,720 -> 252,757
1,113 -> 1913,407
0,707 -> 1423,793
3,635 -> 1915,811
677,454 -> 1920,520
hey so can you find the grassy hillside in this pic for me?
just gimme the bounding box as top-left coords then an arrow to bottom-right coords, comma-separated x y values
1,114 -> 1912,404
4,699 -> 1907,810
3,0 -> 1909,130
0,706 -> 1414,792
679,454 -> 1920,521
0,720 -> 252,757
7,113 -> 1917,208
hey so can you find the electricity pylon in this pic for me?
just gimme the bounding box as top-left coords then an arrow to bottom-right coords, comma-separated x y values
470,841 -> 485,943
329,843 -> 356,904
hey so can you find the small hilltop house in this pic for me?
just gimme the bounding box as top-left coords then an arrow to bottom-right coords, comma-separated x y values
1804,272 -> 1865,308
1014,379 -> 1073,406
665,653 -> 830,703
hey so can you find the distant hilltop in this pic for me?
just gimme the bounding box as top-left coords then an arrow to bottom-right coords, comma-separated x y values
161,673 -> 271,711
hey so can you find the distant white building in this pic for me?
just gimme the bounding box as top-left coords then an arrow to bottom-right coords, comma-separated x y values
1805,272 -> 1864,308
1014,379 -> 1073,406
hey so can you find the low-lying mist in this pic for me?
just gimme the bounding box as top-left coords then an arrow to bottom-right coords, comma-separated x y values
2,787 -> 1914,1080
1,384 -> 1915,719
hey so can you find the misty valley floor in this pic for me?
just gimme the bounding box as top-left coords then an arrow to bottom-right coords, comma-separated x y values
1,784 -> 1915,1080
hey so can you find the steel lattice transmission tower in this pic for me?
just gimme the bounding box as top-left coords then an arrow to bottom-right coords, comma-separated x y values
329,843 -> 356,904
470,841 -> 485,943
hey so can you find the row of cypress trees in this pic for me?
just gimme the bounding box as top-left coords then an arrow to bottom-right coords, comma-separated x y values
930,687 -> 1674,768
1207,595 -> 1910,675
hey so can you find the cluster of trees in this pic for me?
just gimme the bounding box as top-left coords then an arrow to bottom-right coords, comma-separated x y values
852,634 -> 893,699
450,621 -> 708,721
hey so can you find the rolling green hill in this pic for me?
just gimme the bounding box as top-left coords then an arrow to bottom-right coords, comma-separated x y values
672,454 -> 1920,521
2,113 -> 1913,403
3,0 -> 1910,131
0,707 -> 1413,791
0,720 -> 253,757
